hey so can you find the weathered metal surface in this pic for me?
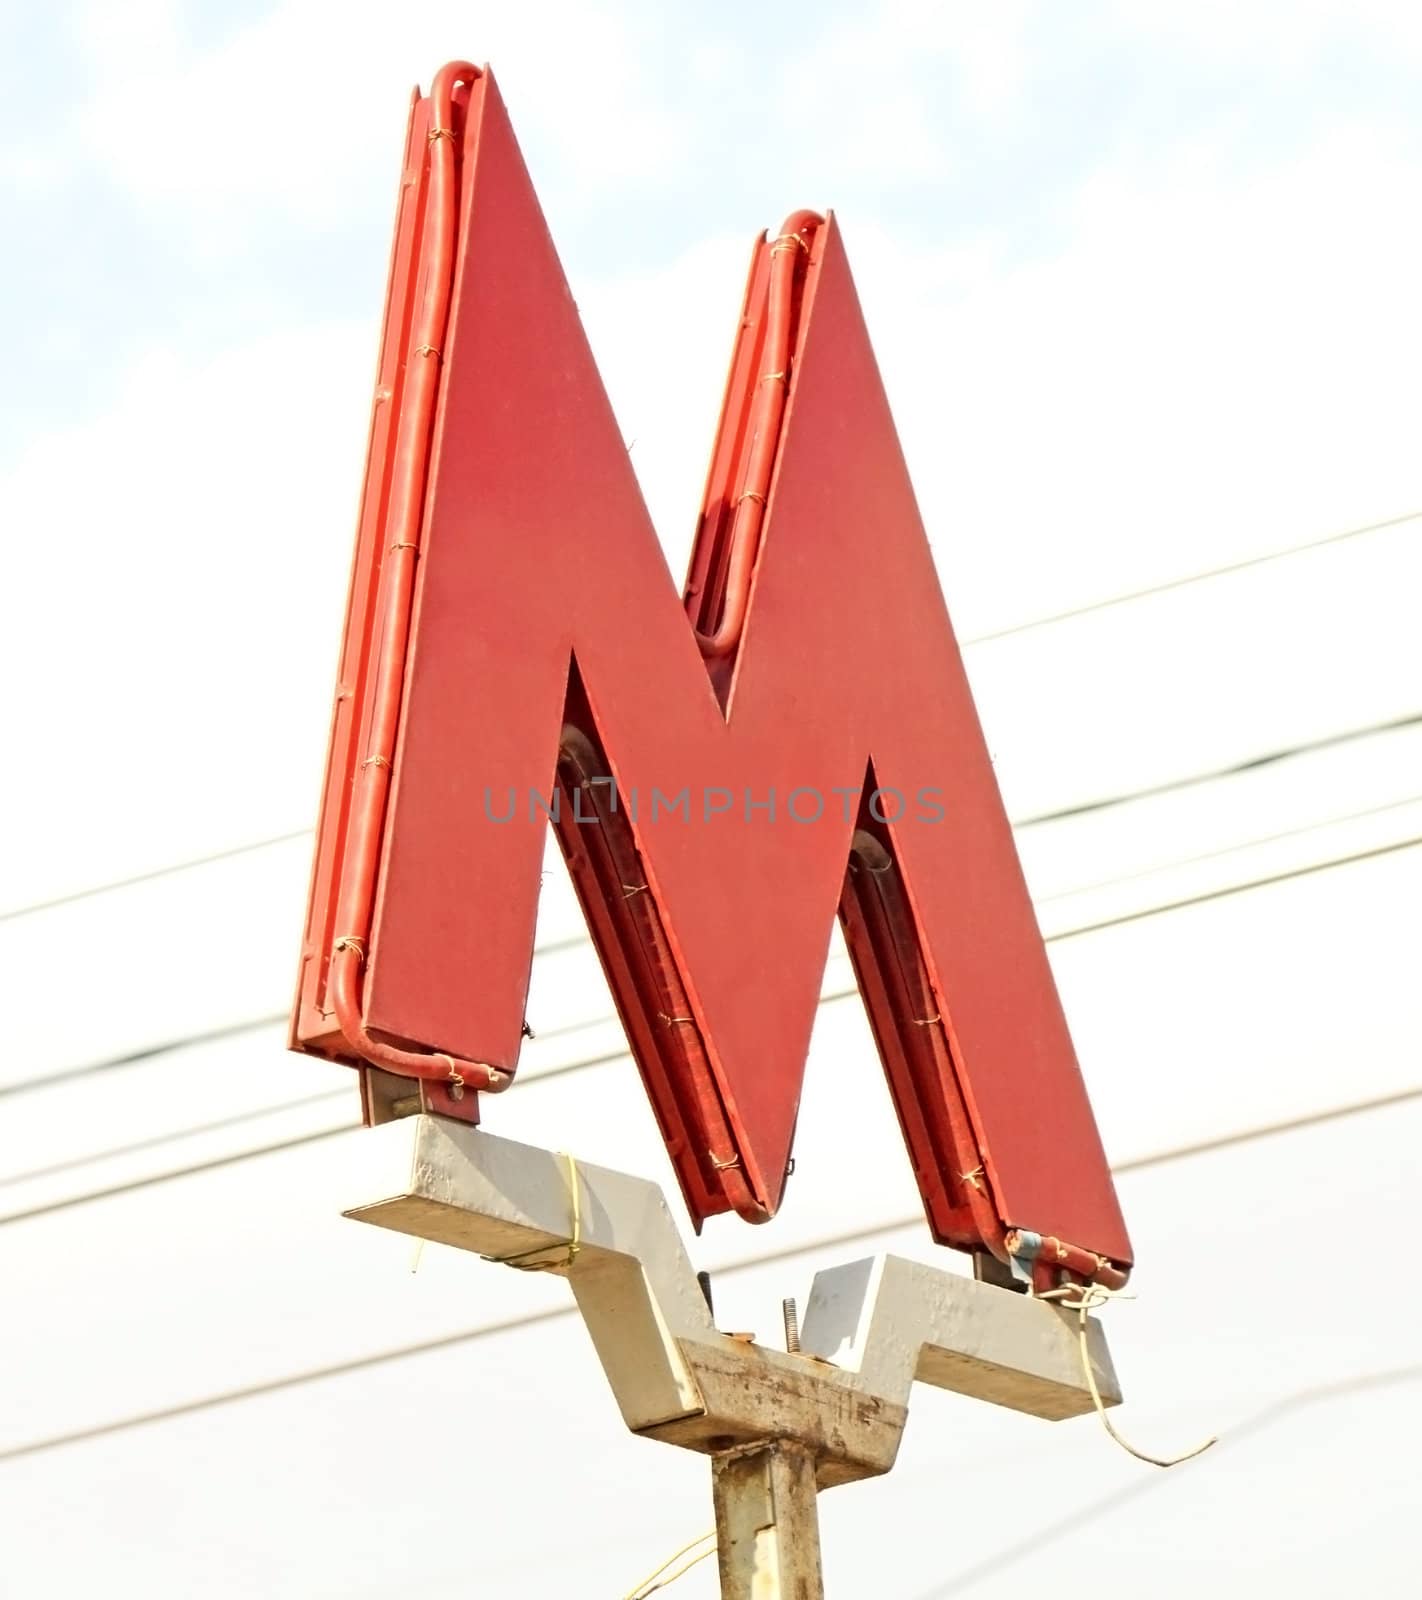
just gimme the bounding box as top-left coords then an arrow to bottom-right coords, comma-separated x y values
346,1118 -> 1125,1597
293,59 -> 1131,1279
800,1256 -> 1120,1423
345,1116 -> 1120,1471
713,1442 -> 824,1600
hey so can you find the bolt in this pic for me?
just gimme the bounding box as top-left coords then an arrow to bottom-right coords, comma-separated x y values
782,1296 -> 800,1354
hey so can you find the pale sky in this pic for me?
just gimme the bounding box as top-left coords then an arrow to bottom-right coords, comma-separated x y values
2,3 -> 1421,1596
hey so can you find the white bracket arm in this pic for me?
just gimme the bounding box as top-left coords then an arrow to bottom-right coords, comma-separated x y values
346,1116 -> 1120,1484
799,1255 -> 1118,1422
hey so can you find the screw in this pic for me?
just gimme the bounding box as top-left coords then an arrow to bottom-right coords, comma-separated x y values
782,1297 -> 800,1354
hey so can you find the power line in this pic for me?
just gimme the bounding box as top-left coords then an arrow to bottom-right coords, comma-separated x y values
0,1304 -> 576,1466
909,1363 -> 1422,1597
0,1013 -> 290,1103
5,510 -> 1411,926
1038,791 -> 1422,902
0,1217 -> 906,1464
1046,834 -> 1420,943
4,836 -> 1418,1229
1109,1082 -> 1422,1176
969,509 -> 1420,644
4,717 -> 1416,1111
0,829 -> 314,924
1017,709 -> 1422,829
3,1084 -> 1417,1464
5,706 -> 1410,1041
0,931 -> 603,1105
0,1088 -> 351,1190
5,819 -> 1414,1158
6,787 -> 1411,1178
0,1126 -> 349,1227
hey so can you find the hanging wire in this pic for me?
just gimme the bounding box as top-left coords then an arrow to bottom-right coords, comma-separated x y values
622,1530 -> 717,1598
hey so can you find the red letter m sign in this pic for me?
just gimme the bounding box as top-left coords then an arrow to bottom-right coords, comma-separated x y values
292,64 -> 1131,1286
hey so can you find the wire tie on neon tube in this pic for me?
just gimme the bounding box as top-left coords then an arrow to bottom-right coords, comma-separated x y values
427,125 -> 457,142
658,1012 -> 695,1025
622,883 -> 648,897
760,369 -> 789,385
959,1165 -> 984,1191
736,489 -> 766,506
911,1013 -> 941,1025
361,755 -> 391,770
770,231 -> 809,255
389,541 -> 418,553
412,344 -> 441,359
1036,1283 -> 1219,1468
333,936 -> 366,961
482,1152 -> 582,1272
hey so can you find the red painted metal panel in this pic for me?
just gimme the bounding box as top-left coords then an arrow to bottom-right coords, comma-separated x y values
292,64 -> 1132,1282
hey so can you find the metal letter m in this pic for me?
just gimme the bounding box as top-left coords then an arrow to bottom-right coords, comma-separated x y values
291,65 -> 1132,1284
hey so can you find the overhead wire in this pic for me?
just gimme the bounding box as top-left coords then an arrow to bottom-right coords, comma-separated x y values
3,1084 -> 1418,1465
3,811 -> 1416,1199
1040,790 -> 1422,900
1045,833 -> 1419,942
1016,709 -> 1422,828
3,719 -> 1416,1110
0,1088 -> 350,1190
0,829 -> 313,924
2,837 -> 1418,1228
968,508 -> 1420,643
0,930 -> 599,1104
907,1363 -> 1422,1598
2,508 -> 1411,926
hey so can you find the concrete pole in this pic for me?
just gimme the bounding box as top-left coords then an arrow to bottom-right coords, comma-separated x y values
713,1441 -> 823,1600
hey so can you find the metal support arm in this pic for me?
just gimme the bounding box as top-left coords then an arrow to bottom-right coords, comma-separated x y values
345,1116 -> 1121,1595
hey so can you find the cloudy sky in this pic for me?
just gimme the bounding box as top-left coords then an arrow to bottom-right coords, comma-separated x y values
2,3 -> 1420,1596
